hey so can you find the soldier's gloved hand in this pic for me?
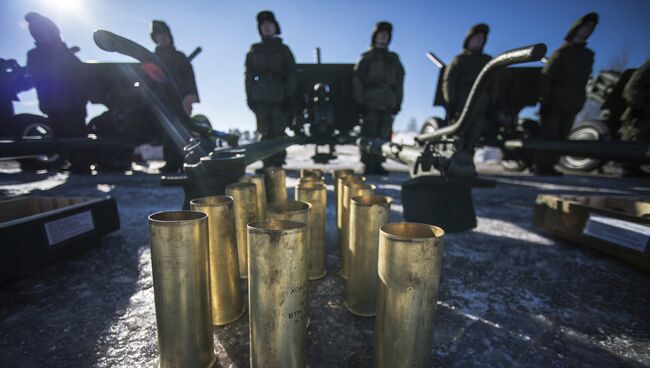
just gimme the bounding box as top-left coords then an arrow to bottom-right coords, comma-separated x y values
357,104 -> 367,114
281,97 -> 292,112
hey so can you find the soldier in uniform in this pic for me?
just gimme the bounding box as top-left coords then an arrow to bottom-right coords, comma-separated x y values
442,24 -> 492,126
245,10 -> 296,169
536,12 -> 598,175
25,12 -> 89,172
353,21 -> 405,175
151,20 -> 201,172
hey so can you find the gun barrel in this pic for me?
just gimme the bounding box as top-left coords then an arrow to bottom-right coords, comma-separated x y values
187,47 -> 202,62
505,139 -> 650,164
426,52 -> 445,69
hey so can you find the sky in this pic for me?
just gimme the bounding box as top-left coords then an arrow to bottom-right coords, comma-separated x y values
1,0 -> 649,132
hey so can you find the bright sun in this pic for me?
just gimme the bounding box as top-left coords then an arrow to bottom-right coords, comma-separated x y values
42,0 -> 84,13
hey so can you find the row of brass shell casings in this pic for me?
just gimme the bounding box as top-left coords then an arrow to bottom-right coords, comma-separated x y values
148,165 -> 445,367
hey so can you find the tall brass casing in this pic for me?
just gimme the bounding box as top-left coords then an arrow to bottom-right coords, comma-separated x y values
345,195 -> 392,316
190,196 -> 245,325
267,200 -> 312,279
240,174 -> 267,221
265,167 -> 288,206
247,220 -> 308,368
300,168 -> 324,178
373,222 -> 445,368
340,181 -> 375,279
226,182 -> 258,279
295,181 -> 327,280
148,211 -> 216,368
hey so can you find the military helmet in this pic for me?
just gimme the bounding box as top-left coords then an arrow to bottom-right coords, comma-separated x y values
25,12 -> 61,43
150,20 -> 174,45
564,12 -> 599,42
371,21 -> 393,46
257,10 -> 281,36
463,23 -> 489,50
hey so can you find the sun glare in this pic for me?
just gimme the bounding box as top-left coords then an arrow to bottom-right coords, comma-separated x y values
42,0 -> 84,13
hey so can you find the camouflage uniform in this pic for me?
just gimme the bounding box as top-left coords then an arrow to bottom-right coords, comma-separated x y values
151,20 -> 202,172
443,24 -> 492,122
442,23 -> 492,147
245,11 -> 296,168
620,58 -> 650,141
353,22 -> 405,172
537,13 -> 598,172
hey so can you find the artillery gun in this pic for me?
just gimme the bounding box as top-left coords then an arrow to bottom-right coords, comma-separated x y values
359,44 -> 548,231
557,68 -> 649,175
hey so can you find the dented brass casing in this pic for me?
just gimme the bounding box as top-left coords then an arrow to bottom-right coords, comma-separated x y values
345,195 -> 392,316
148,211 -> 216,368
373,222 -> 445,368
264,167 -> 288,206
295,181 -> 327,280
340,181 -> 375,279
226,182 -> 258,279
190,196 -> 245,325
247,220 -> 308,368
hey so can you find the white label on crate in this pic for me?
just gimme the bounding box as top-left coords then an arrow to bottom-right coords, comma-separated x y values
583,214 -> 650,252
44,211 -> 95,246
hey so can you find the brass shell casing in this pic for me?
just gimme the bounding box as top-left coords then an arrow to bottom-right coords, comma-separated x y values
345,195 -> 392,316
148,211 -> 216,368
335,172 -> 360,238
295,181 -> 328,280
239,174 -> 267,221
264,167 -> 288,206
267,200 -> 312,279
340,181 -> 375,279
190,196 -> 245,326
247,220 -> 309,368
226,182 -> 258,279
373,222 -> 445,368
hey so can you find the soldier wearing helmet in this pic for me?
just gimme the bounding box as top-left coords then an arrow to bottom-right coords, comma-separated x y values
442,24 -> 492,124
353,21 -> 405,175
536,12 -> 599,176
150,20 -> 202,172
245,10 -> 297,169
25,12 -> 89,172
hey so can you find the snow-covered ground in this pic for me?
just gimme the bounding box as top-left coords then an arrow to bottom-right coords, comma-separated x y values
1,143 -> 649,367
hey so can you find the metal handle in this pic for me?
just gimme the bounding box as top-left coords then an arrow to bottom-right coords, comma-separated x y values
416,43 -> 547,143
